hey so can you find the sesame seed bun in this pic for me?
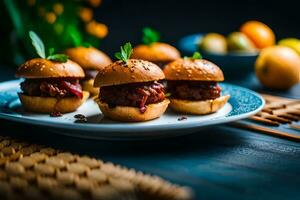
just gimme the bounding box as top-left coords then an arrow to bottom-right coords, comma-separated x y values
18,91 -> 89,113
94,59 -> 165,87
16,58 -> 84,79
169,95 -> 230,115
82,79 -> 99,96
95,99 -> 170,122
65,46 -> 112,70
163,58 -> 224,81
131,42 -> 180,63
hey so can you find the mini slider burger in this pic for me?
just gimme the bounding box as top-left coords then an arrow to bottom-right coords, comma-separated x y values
131,27 -> 180,68
16,31 -> 89,115
94,42 -> 170,122
65,46 -> 112,96
163,52 -> 230,115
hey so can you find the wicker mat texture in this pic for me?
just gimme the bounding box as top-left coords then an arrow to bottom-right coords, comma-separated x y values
0,136 -> 192,200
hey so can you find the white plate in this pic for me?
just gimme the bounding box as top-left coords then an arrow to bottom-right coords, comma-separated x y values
0,80 -> 264,140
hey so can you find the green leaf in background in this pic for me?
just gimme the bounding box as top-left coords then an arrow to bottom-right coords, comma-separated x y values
82,42 -> 91,48
29,31 -> 46,58
192,52 -> 202,59
47,54 -> 68,62
68,26 -> 83,47
114,42 -> 133,63
3,0 -> 24,38
48,48 -> 55,56
142,27 -> 160,45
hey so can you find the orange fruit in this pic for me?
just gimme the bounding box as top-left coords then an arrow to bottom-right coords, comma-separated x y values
255,46 -> 300,90
278,38 -> 300,55
240,21 -> 275,49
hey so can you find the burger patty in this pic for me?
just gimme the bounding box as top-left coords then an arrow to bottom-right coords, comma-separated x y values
20,79 -> 83,98
100,81 -> 165,113
167,81 -> 221,101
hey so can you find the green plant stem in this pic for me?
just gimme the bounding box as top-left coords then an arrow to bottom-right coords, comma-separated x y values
3,0 -> 24,38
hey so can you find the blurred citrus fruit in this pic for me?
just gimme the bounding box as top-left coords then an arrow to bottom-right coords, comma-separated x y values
227,32 -> 257,53
240,21 -> 275,49
255,46 -> 300,90
278,38 -> 300,55
199,33 -> 227,54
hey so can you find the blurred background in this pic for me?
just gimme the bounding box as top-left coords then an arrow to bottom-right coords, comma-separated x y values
98,0 -> 300,55
1,0 -> 299,66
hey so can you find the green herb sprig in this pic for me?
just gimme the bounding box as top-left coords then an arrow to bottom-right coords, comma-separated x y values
184,51 -> 203,60
114,42 -> 133,63
29,31 -> 68,62
165,92 -> 172,97
142,27 -> 160,45
192,52 -> 202,59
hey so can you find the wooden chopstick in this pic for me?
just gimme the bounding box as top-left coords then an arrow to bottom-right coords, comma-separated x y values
278,113 -> 300,121
234,94 -> 300,142
249,116 -> 280,126
289,124 -> 300,132
230,121 -> 300,142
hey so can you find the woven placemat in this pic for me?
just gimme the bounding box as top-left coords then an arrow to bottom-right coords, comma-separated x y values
0,136 -> 192,200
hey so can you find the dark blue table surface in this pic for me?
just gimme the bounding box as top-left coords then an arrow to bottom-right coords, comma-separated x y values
0,67 -> 300,200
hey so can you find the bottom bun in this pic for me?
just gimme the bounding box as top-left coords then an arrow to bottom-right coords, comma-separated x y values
169,95 -> 230,115
96,99 -> 170,122
18,91 -> 89,114
82,79 -> 99,96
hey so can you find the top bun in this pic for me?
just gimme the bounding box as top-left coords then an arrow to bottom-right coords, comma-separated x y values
163,58 -> 224,81
94,59 -> 165,87
16,58 -> 85,79
65,46 -> 112,70
131,42 -> 180,62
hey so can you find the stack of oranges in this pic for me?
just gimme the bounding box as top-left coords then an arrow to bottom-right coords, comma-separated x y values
239,21 -> 300,90
199,20 -> 300,90
199,21 -> 276,54
240,21 -> 275,49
